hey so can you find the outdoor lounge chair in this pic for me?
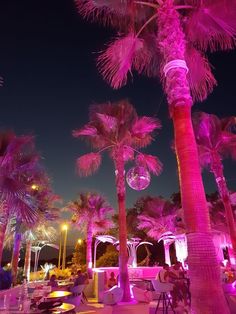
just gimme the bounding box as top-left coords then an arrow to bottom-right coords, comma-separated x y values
132,286 -> 153,303
103,285 -> 123,305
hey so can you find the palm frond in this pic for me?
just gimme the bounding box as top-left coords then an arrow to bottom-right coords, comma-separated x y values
72,125 -> 98,137
123,146 -> 134,161
136,153 -> 163,175
192,112 -> 222,149
76,152 -> 102,176
133,34 -> 160,78
97,34 -> 143,89
75,0 -> 132,27
186,0 -> 236,51
96,113 -> 118,131
186,45 -> 217,102
132,116 -> 161,135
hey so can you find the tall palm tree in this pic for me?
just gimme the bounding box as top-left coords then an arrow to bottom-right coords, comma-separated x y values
73,100 -> 162,300
67,192 -> 114,278
75,1 -> 235,311
193,112 -> 236,259
7,142 -> 58,285
0,131 -> 39,266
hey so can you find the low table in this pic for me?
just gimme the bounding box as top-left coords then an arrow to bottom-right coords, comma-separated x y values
49,302 -> 75,313
46,291 -> 72,299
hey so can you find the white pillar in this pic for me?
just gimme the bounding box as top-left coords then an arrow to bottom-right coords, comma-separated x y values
163,241 -> 171,265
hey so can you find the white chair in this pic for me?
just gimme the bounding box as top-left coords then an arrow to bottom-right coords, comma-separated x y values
151,280 -> 175,314
132,286 -> 153,303
103,286 -> 123,305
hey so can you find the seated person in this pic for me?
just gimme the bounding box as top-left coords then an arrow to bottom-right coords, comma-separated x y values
107,272 -> 117,289
156,263 -> 171,283
169,262 -> 188,308
48,274 -> 58,288
0,267 -> 12,290
69,272 -> 76,281
73,270 -> 89,287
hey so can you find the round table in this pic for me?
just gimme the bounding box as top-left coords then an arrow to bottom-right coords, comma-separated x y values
50,302 -> 75,313
46,291 -> 72,299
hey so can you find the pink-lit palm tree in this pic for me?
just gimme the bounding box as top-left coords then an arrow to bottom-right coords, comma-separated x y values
75,0 -> 235,311
193,112 -> 236,259
137,197 -> 177,239
5,141 -> 58,285
68,192 -> 114,278
10,178 -> 56,285
22,189 -> 60,282
0,132 -> 39,266
73,100 -> 162,300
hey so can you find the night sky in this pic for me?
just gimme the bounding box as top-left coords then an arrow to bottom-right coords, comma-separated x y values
0,0 -> 236,250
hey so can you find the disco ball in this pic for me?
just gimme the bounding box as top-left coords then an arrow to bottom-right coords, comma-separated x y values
126,166 -> 151,190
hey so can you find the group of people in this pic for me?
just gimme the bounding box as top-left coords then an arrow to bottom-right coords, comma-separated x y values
48,269 -> 89,289
156,261 -> 189,309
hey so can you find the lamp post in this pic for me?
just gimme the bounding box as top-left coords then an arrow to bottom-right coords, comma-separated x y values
58,231 -> 62,269
62,224 -> 68,270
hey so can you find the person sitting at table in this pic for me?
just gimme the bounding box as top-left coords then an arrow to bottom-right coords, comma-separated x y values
73,270 -> 88,287
169,261 -> 188,309
156,263 -> 171,283
48,274 -> 58,288
107,272 -> 117,289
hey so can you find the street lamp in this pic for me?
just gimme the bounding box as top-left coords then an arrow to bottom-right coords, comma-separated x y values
58,231 -> 62,269
62,224 -> 68,270
77,238 -> 82,245
31,184 -> 39,190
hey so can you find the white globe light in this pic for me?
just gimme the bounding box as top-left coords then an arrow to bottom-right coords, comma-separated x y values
126,166 -> 151,190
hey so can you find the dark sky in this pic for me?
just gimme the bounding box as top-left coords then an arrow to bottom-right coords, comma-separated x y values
0,0 -> 236,232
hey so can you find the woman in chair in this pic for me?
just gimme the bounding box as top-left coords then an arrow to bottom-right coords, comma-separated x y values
107,272 -> 117,289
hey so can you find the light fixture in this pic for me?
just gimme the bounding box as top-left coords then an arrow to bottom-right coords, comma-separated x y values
126,166 -> 151,190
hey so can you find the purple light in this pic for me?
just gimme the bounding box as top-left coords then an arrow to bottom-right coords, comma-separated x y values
126,166 -> 150,190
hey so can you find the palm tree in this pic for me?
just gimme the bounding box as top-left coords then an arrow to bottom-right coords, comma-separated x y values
137,197 -> 177,239
67,192 -> 114,278
75,1 -> 235,311
22,225 -> 58,281
193,112 -> 236,259
6,142 -> 58,285
0,131 -> 39,266
22,189 -> 59,282
136,196 -> 178,265
72,100 -> 162,300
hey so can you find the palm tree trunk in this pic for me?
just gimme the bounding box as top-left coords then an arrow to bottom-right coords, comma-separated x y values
86,223 -> 93,278
114,150 -> 131,302
24,239 -> 32,282
157,1 -> 229,313
0,222 -> 7,266
11,221 -> 22,286
0,201 -> 9,265
211,154 -> 236,260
